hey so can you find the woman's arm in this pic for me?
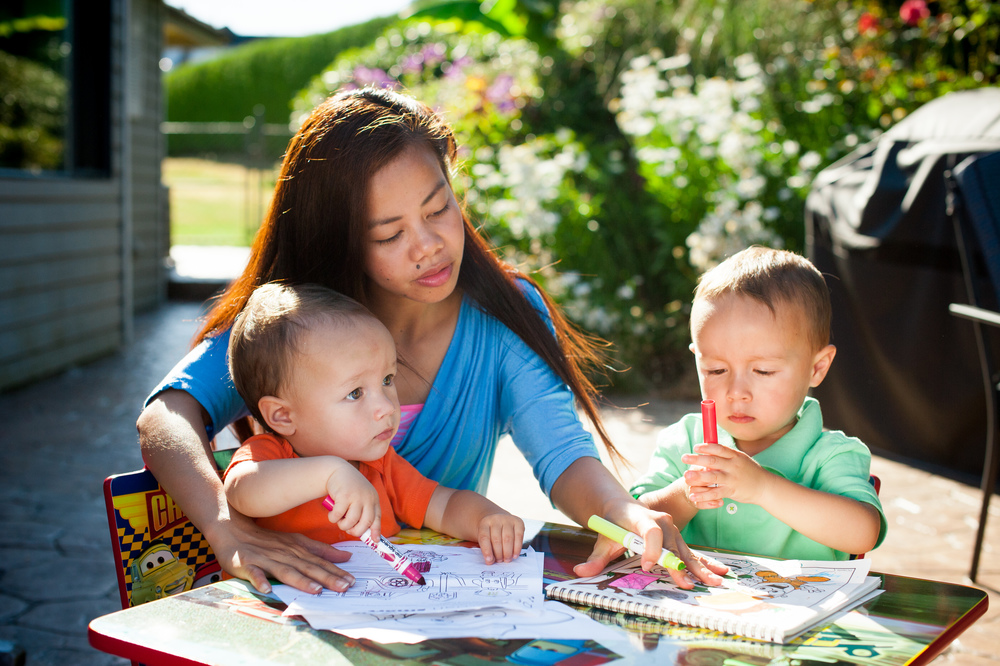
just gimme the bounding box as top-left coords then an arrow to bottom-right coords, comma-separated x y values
137,389 -> 355,594
550,457 -> 728,589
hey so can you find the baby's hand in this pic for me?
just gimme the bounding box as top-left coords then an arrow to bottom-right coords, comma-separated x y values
325,462 -> 381,539
477,513 -> 525,565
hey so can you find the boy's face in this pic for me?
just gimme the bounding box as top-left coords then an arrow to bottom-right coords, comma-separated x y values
690,293 -> 835,455
270,317 -> 400,462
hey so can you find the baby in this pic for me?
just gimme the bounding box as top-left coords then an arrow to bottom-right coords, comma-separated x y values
223,282 -> 524,586
632,246 -> 886,560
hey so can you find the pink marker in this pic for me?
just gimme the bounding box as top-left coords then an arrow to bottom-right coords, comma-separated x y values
701,399 -> 718,444
322,496 -> 425,585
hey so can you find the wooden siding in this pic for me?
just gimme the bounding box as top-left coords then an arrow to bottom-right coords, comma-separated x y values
0,180 -> 124,389
131,0 -> 167,312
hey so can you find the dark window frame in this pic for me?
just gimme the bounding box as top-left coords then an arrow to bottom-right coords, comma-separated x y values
0,0 -> 113,178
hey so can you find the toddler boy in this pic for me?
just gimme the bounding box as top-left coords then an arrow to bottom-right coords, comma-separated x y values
631,247 -> 886,560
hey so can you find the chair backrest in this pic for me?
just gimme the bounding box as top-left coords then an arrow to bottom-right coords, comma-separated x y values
103,467 -> 221,608
850,474 -> 882,560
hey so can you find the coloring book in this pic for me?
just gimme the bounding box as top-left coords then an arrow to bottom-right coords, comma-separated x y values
544,550 -> 882,644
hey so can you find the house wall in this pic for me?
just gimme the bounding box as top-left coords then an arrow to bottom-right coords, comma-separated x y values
0,0 -> 167,391
130,0 -> 168,313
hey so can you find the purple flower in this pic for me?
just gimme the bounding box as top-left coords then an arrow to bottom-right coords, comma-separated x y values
443,56 -> 474,79
486,74 -> 517,112
421,43 -> 446,67
401,53 -> 424,74
351,66 -> 398,90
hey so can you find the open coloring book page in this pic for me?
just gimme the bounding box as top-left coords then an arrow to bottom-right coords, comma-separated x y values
546,547 -> 881,640
273,543 -> 545,616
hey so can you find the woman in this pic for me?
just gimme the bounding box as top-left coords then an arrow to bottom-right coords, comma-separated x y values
138,88 -> 726,595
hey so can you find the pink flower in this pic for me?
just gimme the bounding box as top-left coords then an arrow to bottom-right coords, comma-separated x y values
900,0 -> 930,26
858,12 -> 880,36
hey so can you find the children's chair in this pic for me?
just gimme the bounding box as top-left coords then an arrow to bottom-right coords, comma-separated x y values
103,467 -> 221,610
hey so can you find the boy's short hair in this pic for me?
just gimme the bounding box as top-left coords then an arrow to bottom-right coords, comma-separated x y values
228,282 -> 378,427
693,246 -> 832,350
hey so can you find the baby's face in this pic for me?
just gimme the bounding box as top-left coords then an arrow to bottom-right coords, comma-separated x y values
281,317 -> 400,461
690,293 -> 833,454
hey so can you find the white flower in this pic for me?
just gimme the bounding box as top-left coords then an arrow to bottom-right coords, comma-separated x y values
658,53 -> 691,71
799,151 -> 822,171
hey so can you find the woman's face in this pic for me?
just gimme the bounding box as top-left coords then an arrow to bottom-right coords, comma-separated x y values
363,144 -> 465,305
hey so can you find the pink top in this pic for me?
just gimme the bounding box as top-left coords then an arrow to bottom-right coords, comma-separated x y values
392,404 -> 424,448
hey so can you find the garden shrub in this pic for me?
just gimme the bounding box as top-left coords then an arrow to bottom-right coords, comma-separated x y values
290,0 -> 998,393
165,16 -> 395,158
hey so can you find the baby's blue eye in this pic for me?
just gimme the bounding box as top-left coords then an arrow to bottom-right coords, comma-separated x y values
347,388 -> 363,401
383,374 -> 394,387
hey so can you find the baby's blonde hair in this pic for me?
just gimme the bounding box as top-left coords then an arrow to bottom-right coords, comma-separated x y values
694,246 -> 832,351
228,282 -> 380,428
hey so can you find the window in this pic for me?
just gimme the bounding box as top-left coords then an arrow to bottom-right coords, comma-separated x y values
0,0 -> 111,176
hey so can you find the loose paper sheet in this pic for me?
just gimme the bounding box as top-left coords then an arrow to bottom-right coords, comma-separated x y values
272,543 -> 621,643
274,543 -> 544,615
294,600 -> 622,643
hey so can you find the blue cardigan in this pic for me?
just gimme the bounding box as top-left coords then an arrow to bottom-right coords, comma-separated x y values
145,284 -> 599,497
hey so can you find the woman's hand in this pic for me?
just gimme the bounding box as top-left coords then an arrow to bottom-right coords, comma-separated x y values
138,390 -> 357,596
211,510 -> 357,595
550,458 -> 727,589
571,499 -> 728,588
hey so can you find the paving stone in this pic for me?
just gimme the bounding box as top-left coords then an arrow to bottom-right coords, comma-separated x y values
2,557 -> 117,602
0,523 -> 61,550
20,597 -> 121,635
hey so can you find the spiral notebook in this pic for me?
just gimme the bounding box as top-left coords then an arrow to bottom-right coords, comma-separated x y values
544,550 -> 881,644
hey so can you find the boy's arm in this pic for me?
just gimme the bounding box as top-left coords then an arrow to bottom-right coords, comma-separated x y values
750,477 -> 882,555
224,455 -> 381,537
424,487 -> 524,564
684,443 -> 882,554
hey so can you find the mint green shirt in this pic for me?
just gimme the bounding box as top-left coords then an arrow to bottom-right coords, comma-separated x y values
630,397 -> 887,560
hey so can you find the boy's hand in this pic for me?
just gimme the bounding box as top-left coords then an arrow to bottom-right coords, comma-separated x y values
477,512 -> 524,565
324,461 -> 381,539
682,442 -> 771,509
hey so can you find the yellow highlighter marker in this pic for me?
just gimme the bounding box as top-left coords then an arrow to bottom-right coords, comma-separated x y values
588,515 -> 687,571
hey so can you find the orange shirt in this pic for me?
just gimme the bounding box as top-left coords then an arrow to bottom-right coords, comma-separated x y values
224,434 -> 438,544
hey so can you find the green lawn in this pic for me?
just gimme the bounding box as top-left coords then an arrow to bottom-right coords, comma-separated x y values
163,157 -> 278,246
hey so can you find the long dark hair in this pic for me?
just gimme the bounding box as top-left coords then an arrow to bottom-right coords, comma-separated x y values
197,87 -> 621,461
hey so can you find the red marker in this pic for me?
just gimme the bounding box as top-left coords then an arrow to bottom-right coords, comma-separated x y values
701,399 -> 718,444
322,496 -> 426,585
